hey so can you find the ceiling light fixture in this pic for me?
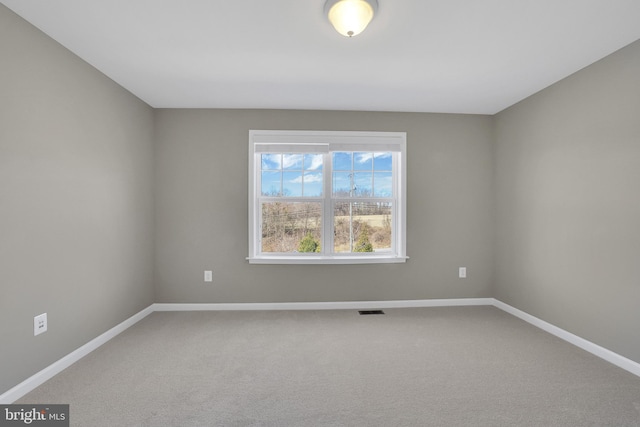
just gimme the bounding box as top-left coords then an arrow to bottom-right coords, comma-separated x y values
324,0 -> 378,38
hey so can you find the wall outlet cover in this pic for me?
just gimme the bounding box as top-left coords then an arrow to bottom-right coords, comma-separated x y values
34,313 -> 48,336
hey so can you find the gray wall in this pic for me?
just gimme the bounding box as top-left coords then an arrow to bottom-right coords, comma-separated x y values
494,40 -> 640,363
154,109 -> 494,303
0,6 -> 155,393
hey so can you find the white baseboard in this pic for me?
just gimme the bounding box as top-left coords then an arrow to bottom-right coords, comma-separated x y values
0,305 -> 154,404
152,298 -> 494,312
492,299 -> 640,377
3,297 -> 639,403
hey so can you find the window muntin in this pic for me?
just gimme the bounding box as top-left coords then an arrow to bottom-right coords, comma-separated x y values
249,131 -> 406,264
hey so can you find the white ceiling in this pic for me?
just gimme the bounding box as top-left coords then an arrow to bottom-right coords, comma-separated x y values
3,0 -> 640,114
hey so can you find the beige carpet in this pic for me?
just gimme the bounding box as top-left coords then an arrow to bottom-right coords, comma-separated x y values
18,306 -> 640,426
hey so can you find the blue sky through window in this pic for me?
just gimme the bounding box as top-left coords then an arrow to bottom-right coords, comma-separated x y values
332,152 -> 392,197
261,154 -> 323,197
261,152 -> 391,197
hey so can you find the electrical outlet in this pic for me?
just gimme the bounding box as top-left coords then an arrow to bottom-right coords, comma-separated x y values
34,313 -> 47,336
459,267 -> 467,279
204,270 -> 213,282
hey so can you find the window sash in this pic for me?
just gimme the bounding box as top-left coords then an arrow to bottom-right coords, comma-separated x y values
257,157 -> 397,257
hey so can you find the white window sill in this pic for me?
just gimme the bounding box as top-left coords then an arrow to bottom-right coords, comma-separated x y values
247,256 -> 409,265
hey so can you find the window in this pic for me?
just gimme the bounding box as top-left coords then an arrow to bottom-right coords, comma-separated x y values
248,130 -> 407,264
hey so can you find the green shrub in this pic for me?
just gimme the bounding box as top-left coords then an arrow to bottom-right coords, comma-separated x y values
353,229 -> 373,252
298,233 -> 320,253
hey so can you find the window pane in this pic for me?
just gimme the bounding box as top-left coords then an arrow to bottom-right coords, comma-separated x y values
354,172 -> 372,197
304,154 -> 323,171
333,202 -> 393,253
374,152 -> 392,171
261,171 -> 281,196
261,202 -> 322,253
354,152 -> 373,170
282,171 -> 302,197
303,172 -> 323,197
261,154 -> 281,170
333,172 -> 353,197
374,171 -> 393,197
282,154 -> 303,170
333,152 -> 352,171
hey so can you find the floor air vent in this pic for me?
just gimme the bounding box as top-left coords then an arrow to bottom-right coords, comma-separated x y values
358,310 -> 385,315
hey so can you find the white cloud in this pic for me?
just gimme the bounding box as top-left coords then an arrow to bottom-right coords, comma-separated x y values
281,154 -> 324,171
306,155 -> 323,170
282,154 -> 302,169
356,153 -> 373,163
355,152 -> 391,164
290,173 -> 323,183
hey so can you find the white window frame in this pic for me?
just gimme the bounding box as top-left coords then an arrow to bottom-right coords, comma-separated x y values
248,130 -> 407,264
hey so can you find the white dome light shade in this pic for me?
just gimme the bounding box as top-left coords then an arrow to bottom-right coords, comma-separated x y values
324,0 -> 378,37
